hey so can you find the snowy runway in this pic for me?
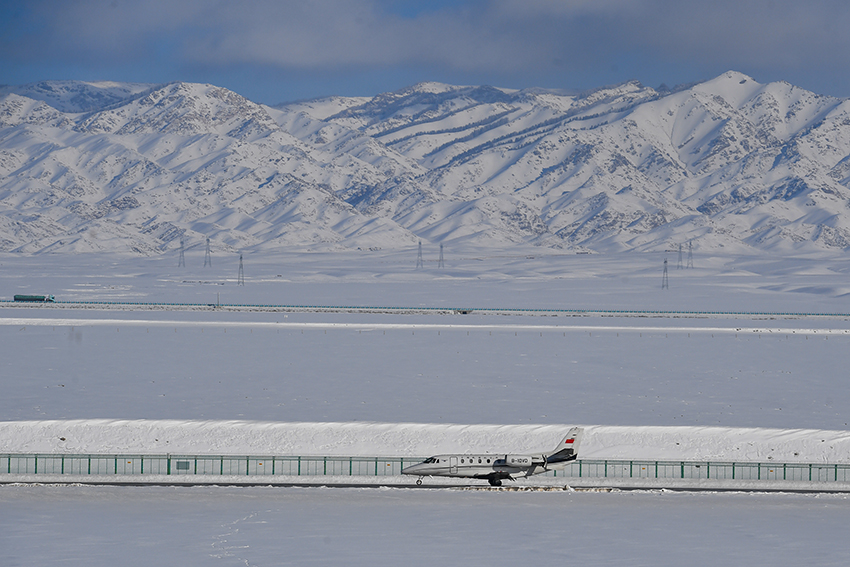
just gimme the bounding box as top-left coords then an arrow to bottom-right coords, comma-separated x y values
2,485 -> 849,566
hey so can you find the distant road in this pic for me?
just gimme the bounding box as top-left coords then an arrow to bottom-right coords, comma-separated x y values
3,299 -> 850,320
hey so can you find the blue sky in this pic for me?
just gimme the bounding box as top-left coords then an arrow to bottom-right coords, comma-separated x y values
2,0 -> 849,104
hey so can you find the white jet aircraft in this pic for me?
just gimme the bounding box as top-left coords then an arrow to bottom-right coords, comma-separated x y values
402,427 -> 584,486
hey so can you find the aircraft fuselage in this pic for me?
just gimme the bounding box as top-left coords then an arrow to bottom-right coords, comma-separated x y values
401,428 -> 584,486
402,454 -> 538,480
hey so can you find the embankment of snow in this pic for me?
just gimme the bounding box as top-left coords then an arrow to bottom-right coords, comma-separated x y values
2,420 -> 849,463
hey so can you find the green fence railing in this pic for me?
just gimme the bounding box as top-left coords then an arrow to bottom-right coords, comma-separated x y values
2,454 -> 849,484
0,454 -> 411,478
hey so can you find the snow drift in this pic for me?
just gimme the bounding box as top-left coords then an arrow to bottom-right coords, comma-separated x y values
2,420 -> 849,464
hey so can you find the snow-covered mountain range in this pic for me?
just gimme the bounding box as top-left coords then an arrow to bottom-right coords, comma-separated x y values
2,71 -> 850,255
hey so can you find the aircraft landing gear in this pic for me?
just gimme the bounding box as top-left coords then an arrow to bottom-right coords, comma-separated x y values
416,477 -> 423,485
488,478 -> 502,487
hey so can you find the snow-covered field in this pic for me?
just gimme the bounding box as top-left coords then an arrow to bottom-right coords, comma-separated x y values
2,249 -> 850,563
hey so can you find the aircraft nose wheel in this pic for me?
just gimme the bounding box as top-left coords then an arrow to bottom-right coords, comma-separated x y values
416,478 -> 423,485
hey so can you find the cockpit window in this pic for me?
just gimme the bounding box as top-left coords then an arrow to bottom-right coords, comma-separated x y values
423,457 -> 437,464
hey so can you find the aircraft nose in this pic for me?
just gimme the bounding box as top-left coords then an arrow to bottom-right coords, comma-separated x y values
401,463 -> 422,475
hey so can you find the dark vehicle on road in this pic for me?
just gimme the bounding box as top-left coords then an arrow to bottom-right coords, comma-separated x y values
13,294 -> 55,302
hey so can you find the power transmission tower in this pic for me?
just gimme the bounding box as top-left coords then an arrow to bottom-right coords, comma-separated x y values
416,241 -> 424,269
178,236 -> 185,267
204,238 -> 212,267
687,241 -> 694,269
677,243 -> 683,269
438,243 -> 445,268
237,253 -> 244,286
662,258 -> 669,289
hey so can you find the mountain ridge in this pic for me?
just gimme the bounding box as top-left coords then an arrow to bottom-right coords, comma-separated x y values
2,71 -> 850,255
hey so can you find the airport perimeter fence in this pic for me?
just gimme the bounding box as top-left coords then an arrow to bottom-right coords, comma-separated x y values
2,454 -> 850,484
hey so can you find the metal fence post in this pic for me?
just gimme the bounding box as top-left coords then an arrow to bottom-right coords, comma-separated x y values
167,455 -> 171,475
34,456 -> 37,475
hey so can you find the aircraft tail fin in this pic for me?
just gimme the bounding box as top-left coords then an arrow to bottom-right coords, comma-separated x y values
545,427 -> 583,465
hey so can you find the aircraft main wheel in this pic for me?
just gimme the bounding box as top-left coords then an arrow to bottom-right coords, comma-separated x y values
489,478 -> 502,487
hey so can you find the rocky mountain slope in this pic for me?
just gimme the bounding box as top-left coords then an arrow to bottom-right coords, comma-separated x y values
1,72 -> 849,255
